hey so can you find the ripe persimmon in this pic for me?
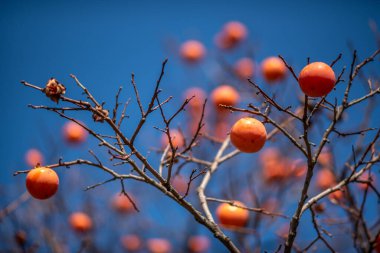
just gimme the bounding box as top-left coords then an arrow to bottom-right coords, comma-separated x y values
328,189 -> 344,202
187,236 -> 210,253
298,62 -> 336,97
63,121 -> 88,144
171,175 -> 188,196
161,129 -> 185,148
216,201 -> 249,228
121,234 -> 142,251
180,40 -> 205,63
316,168 -> 336,190
146,238 -> 172,253
26,167 -> 59,200
290,159 -> 307,178
211,85 -> 239,109
112,193 -> 136,214
234,57 -> 254,80
222,21 -> 247,45
184,87 -> 207,114
230,117 -> 267,153
25,148 -> 44,167
69,212 -> 92,233
261,57 -> 287,83
317,148 -> 334,168
357,172 -> 375,191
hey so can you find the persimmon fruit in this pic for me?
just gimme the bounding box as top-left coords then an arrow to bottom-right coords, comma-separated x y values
316,168 -> 336,190
298,62 -> 336,97
161,129 -> 185,148
211,85 -> 240,109
234,57 -> 254,80
230,117 -> 267,153
223,21 -> 247,45
146,238 -> 172,253
121,234 -> 142,251
180,40 -> 205,63
25,149 -> 44,167
26,167 -> 59,200
63,121 -> 88,144
216,201 -> 249,228
187,235 -> 210,253
112,193 -> 135,214
69,212 -> 92,233
184,87 -> 207,113
261,57 -> 287,83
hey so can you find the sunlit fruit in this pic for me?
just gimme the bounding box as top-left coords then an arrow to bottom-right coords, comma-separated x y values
328,189 -> 344,202
223,21 -> 247,45
26,167 -> 59,200
146,238 -> 172,253
216,201 -> 249,228
25,148 -> 44,167
298,62 -> 336,97
317,148 -> 334,168
112,193 -> 136,214
316,168 -> 336,190
180,40 -> 205,63
234,57 -> 254,80
230,117 -> 267,153
261,57 -> 287,83
121,234 -> 142,251
211,85 -> 240,109
63,121 -> 88,144
184,87 -> 207,114
161,129 -> 185,148
187,235 -> 210,253
357,172 -> 375,191
69,212 -> 92,233
290,159 -> 307,178
172,175 -> 188,196
260,148 -> 288,182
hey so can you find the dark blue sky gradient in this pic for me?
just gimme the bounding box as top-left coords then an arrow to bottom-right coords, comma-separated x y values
1,0 -> 380,252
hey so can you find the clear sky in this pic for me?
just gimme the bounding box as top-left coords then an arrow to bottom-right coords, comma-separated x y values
0,0 -> 379,252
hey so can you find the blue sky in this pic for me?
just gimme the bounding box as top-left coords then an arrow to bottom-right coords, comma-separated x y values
1,0 -> 379,252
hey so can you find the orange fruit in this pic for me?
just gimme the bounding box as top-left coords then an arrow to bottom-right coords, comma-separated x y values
215,21 -> 247,50
161,129 -> 185,148
26,167 -> 59,200
25,148 -> 44,167
298,62 -> 336,97
183,87 -> 207,114
317,148 -> 334,168
111,193 -> 136,214
223,21 -> 247,45
290,159 -> 307,178
216,201 -> 249,228
146,238 -> 172,253
261,57 -> 287,83
63,121 -> 88,144
211,85 -> 240,109
328,189 -> 344,202
180,40 -> 205,63
230,117 -> 267,153
69,212 -> 93,233
234,57 -> 255,80
171,175 -> 188,196
120,234 -> 142,251
316,168 -> 336,190
357,172 -> 375,191
187,236 -> 210,253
